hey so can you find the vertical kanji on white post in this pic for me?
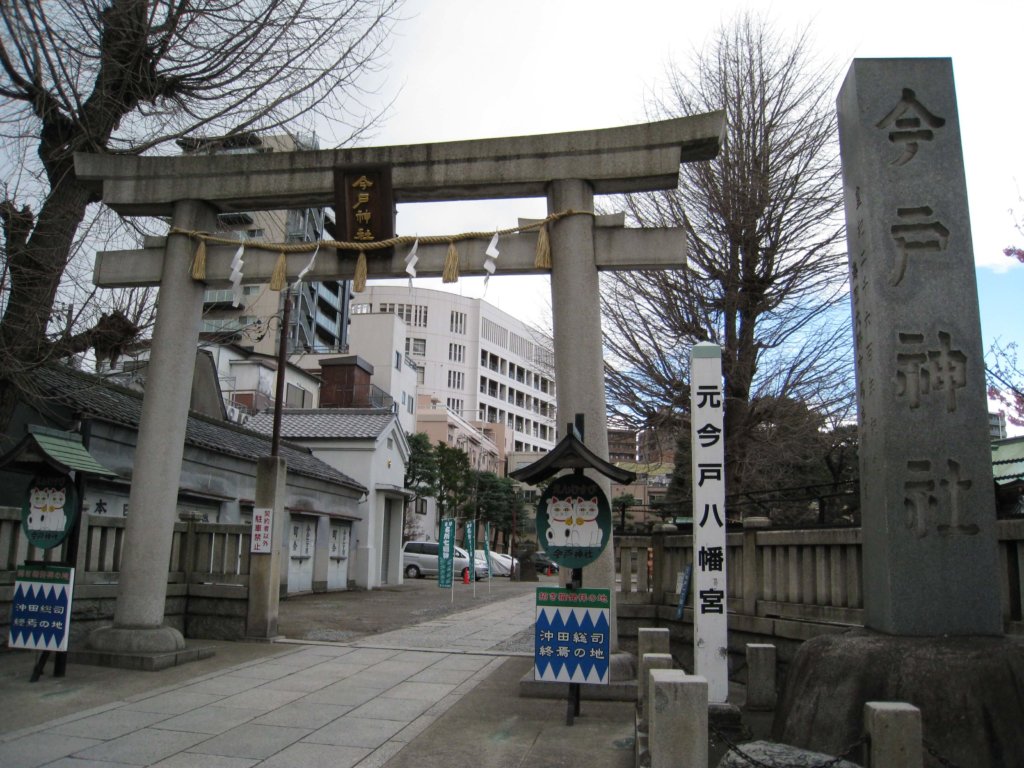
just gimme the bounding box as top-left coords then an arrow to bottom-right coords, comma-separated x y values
691,342 -> 728,703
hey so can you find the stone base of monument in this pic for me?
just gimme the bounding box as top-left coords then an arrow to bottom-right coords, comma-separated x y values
75,625 -> 214,671
518,651 -> 637,700
773,629 -> 1024,768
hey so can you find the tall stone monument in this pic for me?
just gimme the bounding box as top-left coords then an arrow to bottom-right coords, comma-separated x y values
842,58 -> 1000,636
774,59 -> 1024,768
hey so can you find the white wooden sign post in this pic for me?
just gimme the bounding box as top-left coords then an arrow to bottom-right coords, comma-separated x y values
691,342 -> 728,703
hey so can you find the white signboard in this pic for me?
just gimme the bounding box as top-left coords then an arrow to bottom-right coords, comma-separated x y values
250,507 -> 273,554
691,342 -> 728,703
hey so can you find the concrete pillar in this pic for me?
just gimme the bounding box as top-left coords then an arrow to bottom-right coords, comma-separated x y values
744,643 -> 777,711
864,702 -> 923,768
649,670 -> 707,768
247,456 -> 286,638
547,178 -> 617,649
89,199 -> 216,654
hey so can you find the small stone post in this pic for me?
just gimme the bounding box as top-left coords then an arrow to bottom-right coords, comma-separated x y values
649,670 -> 707,768
744,643 -> 777,711
864,702 -> 923,767
638,652 -> 674,728
638,627 -> 671,659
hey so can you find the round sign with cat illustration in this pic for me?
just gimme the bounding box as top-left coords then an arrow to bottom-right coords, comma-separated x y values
536,474 -> 611,569
21,475 -> 78,550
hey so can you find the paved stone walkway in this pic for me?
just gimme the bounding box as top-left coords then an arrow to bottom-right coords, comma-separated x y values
0,592 -> 539,768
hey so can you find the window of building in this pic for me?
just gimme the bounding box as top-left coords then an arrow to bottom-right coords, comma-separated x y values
447,397 -> 464,414
395,351 -> 402,370
246,228 -> 264,239
406,337 -> 426,356
416,366 -> 425,384
351,303 -> 371,315
449,343 -> 465,363
450,311 -> 467,334
447,370 -> 464,390
380,303 -> 428,328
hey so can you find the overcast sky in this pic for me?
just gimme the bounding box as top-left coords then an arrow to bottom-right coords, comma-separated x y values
330,0 -> 1023,390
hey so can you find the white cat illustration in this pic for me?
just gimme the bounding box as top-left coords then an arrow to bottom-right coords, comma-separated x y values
546,495 -> 576,548
27,484 -> 67,532
570,496 -> 603,547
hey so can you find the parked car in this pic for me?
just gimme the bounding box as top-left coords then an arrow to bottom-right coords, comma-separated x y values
486,552 -> 519,577
529,550 -> 559,575
401,541 -> 489,581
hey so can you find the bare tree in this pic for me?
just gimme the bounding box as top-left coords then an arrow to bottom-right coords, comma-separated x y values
0,0 -> 403,435
601,13 -> 853,499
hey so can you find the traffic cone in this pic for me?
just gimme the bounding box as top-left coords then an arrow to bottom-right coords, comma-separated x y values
463,568 -> 470,584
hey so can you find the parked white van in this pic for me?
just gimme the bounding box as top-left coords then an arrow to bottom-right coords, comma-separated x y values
402,540 -> 489,581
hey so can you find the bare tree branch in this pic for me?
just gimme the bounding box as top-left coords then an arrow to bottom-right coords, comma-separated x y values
0,0 -> 404,432
601,12 -> 855,499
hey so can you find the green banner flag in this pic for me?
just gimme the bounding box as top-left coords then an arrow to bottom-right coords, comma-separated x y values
464,519 -> 476,581
439,518 -> 455,589
482,522 -> 492,581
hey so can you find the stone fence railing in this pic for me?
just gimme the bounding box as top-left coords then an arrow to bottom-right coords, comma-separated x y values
0,506 -> 251,643
5,505 -> 1021,652
615,517 -> 1024,660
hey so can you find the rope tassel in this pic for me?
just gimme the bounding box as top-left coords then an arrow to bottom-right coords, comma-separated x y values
190,238 -> 207,280
442,241 -> 459,283
270,252 -> 287,291
534,224 -> 552,269
354,251 -> 368,292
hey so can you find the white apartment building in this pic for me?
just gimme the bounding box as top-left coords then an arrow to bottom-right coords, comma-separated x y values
351,286 -> 557,455
179,132 -> 353,360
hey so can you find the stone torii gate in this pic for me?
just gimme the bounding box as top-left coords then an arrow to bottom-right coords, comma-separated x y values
75,114 -> 724,654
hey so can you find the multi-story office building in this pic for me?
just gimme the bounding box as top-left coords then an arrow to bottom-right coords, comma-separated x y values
178,133 -> 352,360
350,286 -> 557,456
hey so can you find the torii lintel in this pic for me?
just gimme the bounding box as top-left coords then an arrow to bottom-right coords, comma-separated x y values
73,112 -> 725,216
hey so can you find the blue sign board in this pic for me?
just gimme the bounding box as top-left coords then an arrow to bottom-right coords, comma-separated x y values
8,564 -> 75,652
534,587 -> 610,684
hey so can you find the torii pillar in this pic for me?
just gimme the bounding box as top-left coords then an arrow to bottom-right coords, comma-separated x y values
76,114 -> 724,654
548,179 -> 618,637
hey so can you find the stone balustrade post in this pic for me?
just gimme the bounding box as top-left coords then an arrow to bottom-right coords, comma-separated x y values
649,670 -> 707,768
742,516 -> 771,616
864,702 -> 923,768
652,529 -> 667,604
744,643 -> 777,711
179,511 -> 203,587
